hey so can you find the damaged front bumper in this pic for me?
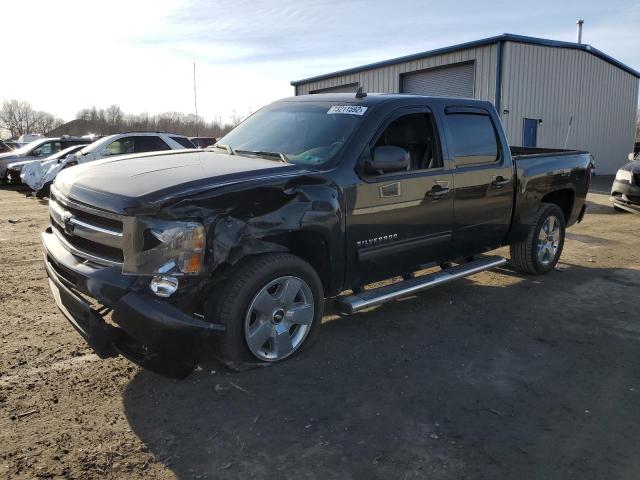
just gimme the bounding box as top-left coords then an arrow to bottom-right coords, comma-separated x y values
610,179 -> 640,213
42,227 -> 225,375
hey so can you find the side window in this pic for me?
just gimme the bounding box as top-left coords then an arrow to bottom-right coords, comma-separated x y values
32,141 -> 61,157
170,136 -> 196,148
106,137 -> 135,156
132,136 -> 171,153
372,113 -> 442,170
446,113 -> 499,166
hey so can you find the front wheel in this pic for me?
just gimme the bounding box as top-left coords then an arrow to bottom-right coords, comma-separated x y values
510,203 -> 566,275
208,253 -> 324,370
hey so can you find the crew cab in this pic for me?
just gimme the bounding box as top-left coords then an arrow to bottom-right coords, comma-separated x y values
41,94 -> 592,376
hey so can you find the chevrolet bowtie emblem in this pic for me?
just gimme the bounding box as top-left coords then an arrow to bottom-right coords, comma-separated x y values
61,211 -> 75,235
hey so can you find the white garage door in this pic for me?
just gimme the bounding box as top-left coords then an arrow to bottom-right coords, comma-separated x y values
402,63 -> 475,98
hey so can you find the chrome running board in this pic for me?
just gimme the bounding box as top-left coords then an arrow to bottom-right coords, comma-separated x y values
336,255 -> 507,314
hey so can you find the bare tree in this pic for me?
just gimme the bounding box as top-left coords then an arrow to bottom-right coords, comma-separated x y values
0,100 -> 64,137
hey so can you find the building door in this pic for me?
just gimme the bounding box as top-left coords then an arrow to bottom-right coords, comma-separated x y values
401,62 -> 475,98
523,118 -> 538,147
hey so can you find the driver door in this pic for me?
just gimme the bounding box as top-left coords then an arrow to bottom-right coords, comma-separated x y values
346,107 -> 454,285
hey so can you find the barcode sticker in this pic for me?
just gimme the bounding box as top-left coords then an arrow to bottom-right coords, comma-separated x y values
327,105 -> 368,115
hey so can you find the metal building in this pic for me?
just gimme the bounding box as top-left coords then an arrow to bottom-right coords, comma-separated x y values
291,34 -> 639,174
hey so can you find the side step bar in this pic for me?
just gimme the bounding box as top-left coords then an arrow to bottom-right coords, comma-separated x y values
335,255 -> 507,314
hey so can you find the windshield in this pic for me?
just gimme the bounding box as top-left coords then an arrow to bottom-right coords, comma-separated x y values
216,102 -> 367,166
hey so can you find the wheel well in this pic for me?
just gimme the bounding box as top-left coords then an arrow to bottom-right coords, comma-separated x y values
541,189 -> 574,223
277,231 -> 331,293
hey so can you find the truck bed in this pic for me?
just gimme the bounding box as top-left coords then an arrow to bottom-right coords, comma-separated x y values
511,146 -> 588,159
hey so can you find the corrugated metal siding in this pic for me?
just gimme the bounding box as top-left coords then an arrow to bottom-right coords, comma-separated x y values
310,83 -> 359,94
402,62 -> 475,97
500,42 -> 639,174
294,44 -> 499,103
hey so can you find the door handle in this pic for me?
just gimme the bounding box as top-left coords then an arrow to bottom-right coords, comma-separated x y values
426,185 -> 450,198
491,176 -> 511,188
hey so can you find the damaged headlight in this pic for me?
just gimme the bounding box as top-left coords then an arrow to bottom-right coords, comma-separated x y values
616,169 -> 632,182
123,218 -> 206,276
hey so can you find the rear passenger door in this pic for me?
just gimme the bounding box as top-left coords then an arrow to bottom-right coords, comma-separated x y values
442,106 -> 514,255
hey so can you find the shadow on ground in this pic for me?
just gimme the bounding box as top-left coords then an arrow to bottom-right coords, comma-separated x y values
122,264 -> 640,479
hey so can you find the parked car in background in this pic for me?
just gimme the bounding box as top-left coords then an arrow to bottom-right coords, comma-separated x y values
11,144 -> 87,188
611,152 -> 640,213
18,133 -> 45,144
0,136 -> 93,183
3,140 -> 22,150
0,140 -> 13,153
190,137 -> 216,148
24,132 -> 194,194
40,93 -> 592,377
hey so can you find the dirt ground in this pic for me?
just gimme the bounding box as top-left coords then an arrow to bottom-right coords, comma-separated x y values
1,176 -> 639,480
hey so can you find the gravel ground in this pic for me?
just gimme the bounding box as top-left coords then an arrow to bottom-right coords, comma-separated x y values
1,176 -> 639,480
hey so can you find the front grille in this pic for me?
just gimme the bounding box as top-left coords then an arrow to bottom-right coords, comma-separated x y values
49,186 -> 125,266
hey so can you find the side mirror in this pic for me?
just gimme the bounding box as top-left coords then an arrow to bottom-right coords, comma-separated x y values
364,146 -> 410,174
629,153 -> 636,162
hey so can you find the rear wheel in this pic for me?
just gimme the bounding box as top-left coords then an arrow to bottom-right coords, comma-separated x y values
208,253 -> 324,370
510,203 -> 565,275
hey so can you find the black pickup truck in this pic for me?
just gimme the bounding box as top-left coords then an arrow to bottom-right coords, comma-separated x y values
42,93 -> 592,376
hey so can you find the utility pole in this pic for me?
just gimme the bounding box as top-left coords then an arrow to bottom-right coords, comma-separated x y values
193,62 -> 199,137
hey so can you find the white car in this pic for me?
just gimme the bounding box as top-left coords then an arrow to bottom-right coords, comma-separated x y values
9,144 -> 87,184
0,136 -> 93,182
22,132 -> 196,193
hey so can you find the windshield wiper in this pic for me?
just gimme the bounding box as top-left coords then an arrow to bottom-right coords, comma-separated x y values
210,143 -> 236,155
234,150 -> 289,163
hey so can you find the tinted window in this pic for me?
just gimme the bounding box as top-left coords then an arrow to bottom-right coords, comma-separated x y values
107,137 -> 135,156
31,141 -> 61,157
133,136 -> 171,152
171,136 -> 196,148
61,140 -> 90,149
373,113 -> 442,170
106,136 -> 171,156
447,113 -> 498,166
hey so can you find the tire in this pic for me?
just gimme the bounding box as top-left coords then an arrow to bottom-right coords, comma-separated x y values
207,253 -> 324,370
510,203 -> 566,275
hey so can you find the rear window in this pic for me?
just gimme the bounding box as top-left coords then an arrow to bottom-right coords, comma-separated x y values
171,136 -> 196,148
446,113 -> 499,166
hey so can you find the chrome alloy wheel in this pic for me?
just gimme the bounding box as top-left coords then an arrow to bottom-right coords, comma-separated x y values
244,276 -> 314,361
537,215 -> 561,266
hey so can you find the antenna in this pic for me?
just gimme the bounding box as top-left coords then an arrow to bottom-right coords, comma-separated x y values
355,87 -> 367,99
193,62 -> 199,137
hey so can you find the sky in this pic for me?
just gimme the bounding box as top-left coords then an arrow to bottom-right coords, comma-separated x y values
1,0 -> 638,124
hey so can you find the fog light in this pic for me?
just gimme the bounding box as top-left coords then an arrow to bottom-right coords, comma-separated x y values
150,275 -> 179,297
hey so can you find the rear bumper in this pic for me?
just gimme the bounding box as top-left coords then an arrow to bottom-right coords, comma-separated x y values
42,227 -> 225,374
610,179 -> 640,213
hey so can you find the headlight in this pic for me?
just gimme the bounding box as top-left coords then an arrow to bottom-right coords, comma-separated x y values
122,218 -> 205,276
615,169 -> 632,182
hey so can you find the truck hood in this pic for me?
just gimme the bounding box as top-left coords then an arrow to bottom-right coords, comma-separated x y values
54,150 -> 306,213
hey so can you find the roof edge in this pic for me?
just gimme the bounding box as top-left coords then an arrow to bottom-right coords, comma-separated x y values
291,33 -> 640,86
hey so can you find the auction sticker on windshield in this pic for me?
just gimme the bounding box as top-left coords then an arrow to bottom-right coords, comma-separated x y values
327,106 -> 368,115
